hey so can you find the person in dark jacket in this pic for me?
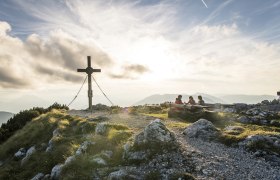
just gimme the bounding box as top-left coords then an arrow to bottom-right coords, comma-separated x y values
197,95 -> 205,105
187,96 -> 196,105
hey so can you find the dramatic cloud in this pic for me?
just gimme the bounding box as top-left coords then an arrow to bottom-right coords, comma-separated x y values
0,21 -> 113,88
109,64 -> 150,79
1,0 -> 280,95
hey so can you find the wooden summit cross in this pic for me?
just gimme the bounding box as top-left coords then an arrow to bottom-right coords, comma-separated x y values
77,56 -> 101,111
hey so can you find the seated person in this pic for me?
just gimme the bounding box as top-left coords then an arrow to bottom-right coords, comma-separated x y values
197,95 -> 205,105
186,96 -> 196,105
175,95 -> 183,104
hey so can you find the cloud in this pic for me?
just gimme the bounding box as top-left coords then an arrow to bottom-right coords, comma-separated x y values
0,21 -> 113,88
109,64 -> 150,79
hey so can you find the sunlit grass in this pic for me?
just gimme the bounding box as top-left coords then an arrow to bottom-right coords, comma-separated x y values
141,113 -> 168,120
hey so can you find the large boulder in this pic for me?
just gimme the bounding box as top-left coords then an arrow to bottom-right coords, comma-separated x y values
183,119 -> 220,140
135,119 -> 175,146
123,119 -> 177,162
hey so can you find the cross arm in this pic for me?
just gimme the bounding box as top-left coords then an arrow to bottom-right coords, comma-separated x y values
77,69 -> 87,72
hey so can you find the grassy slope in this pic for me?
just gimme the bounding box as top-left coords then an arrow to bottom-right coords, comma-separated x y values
0,110 -> 132,179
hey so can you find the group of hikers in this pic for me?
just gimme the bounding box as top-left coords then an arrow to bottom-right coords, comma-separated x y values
175,95 -> 205,106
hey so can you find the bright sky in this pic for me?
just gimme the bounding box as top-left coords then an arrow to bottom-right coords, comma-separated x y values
0,0 -> 280,112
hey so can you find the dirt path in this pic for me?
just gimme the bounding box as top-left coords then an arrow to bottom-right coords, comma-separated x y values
174,129 -> 280,180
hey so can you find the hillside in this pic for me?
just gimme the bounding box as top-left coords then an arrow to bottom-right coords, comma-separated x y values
0,106 -> 280,179
0,111 -> 14,125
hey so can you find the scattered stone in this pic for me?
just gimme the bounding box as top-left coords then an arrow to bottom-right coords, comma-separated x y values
223,108 -> 236,113
108,169 -> 129,180
183,119 -> 221,140
101,150 -> 113,158
65,155 -> 75,165
14,148 -> 26,159
45,139 -> 53,152
76,141 -> 95,155
237,116 -> 250,124
21,146 -> 36,165
239,135 -> 280,157
31,173 -> 44,180
95,123 -> 107,135
52,129 -> 60,137
91,157 -> 107,165
50,164 -> 63,180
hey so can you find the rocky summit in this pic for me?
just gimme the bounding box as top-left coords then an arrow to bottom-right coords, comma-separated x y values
0,106 -> 280,180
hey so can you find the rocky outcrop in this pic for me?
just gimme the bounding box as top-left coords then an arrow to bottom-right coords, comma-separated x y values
21,146 -> 36,165
135,119 -> 175,146
183,119 -> 221,140
123,119 -> 177,162
51,164 -> 63,180
75,141 -> 95,155
95,123 -> 107,135
14,148 -> 26,159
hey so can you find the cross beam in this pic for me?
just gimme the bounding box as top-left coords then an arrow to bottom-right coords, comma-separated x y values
77,56 -> 101,111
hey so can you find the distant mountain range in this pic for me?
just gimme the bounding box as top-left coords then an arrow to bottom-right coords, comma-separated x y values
134,93 -> 277,105
0,111 -> 14,125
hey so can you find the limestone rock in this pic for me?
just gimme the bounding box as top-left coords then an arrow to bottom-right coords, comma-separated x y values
183,119 -> 220,140
51,164 -> 63,180
21,146 -> 36,165
237,116 -> 251,124
14,148 -> 26,159
31,173 -> 44,180
101,150 -> 113,158
91,157 -> 107,165
65,155 -> 75,165
239,135 -> 280,154
95,123 -> 107,135
76,141 -> 95,155
145,119 -> 175,143
108,169 -> 129,180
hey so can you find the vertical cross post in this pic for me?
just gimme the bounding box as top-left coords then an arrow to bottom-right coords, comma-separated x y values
77,56 -> 101,111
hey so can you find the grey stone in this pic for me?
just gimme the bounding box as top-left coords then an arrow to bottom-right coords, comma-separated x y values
14,148 -> 26,159
237,116 -> 251,124
21,146 -> 36,165
31,173 -> 44,180
50,164 -> 63,180
223,108 -> 236,113
52,129 -> 60,137
101,150 -> 113,158
183,119 -> 220,140
95,123 -> 107,135
91,157 -> 107,165
64,155 -> 75,165
76,141 -> 95,155
108,169 -> 129,180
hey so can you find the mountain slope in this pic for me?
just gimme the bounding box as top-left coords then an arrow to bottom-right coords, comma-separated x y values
0,111 -> 14,125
